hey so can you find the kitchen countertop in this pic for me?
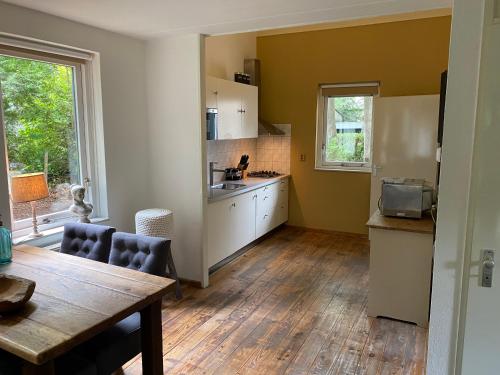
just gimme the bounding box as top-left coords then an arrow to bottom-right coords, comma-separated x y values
366,209 -> 434,234
208,175 -> 290,203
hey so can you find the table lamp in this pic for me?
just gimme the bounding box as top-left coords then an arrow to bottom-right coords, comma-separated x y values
10,173 -> 49,238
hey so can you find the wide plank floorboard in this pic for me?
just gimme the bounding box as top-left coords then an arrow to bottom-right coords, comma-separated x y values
123,226 -> 427,375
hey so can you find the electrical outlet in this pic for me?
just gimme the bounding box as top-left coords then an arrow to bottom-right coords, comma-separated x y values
300,154 -> 306,162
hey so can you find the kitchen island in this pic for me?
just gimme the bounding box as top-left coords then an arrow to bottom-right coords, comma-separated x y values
367,210 -> 434,327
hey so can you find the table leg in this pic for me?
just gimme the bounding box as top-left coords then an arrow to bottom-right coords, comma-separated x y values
22,360 -> 55,375
140,299 -> 163,375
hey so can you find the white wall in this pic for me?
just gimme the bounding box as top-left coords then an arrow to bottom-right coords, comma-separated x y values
0,2 -> 150,233
145,34 -> 207,285
205,33 -> 256,80
427,1 -> 485,373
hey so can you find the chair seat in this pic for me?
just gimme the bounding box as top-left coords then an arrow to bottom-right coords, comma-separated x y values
0,349 -> 22,375
77,313 -> 141,375
0,348 -> 97,375
55,351 -> 98,375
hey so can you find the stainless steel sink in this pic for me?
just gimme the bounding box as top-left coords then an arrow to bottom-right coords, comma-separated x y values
211,183 -> 246,190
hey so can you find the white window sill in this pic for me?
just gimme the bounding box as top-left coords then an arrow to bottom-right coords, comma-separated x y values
13,217 -> 110,248
315,166 -> 372,173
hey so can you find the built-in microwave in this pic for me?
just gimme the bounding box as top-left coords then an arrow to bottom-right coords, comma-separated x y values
206,108 -> 218,140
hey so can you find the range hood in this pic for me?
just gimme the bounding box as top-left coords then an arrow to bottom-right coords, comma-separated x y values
258,118 -> 285,136
244,59 -> 285,136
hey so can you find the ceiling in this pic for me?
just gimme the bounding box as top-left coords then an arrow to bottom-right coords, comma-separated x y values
2,0 -> 452,39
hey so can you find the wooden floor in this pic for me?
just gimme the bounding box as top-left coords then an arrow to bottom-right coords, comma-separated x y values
124,226 -> 427,375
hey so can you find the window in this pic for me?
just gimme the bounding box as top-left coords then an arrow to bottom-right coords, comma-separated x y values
0,36 -> 107,238
315,83 -> 378,172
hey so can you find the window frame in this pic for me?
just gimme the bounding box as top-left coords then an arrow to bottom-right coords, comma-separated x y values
315,83 -> 378,173
0,34 -> 108,240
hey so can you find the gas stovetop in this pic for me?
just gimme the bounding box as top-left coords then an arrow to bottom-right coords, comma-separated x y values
247,170 -> 283,178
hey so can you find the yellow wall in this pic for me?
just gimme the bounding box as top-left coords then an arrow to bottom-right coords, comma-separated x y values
205,33 -> 256,80
257,16 -> 451,234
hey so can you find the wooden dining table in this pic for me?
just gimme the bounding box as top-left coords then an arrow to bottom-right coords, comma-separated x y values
0,245 -> 175,375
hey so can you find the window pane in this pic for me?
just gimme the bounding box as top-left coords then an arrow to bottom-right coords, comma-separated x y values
325,96 -> 372,164
0,55 -> 81,223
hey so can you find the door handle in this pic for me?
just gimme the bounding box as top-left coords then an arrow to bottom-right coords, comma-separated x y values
481,249 -> 495,287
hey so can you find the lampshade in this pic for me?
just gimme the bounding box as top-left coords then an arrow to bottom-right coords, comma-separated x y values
10,173 -> 49,203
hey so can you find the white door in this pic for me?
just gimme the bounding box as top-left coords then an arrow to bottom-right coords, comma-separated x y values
460,2 -> 500,373
370,95 -> 439,215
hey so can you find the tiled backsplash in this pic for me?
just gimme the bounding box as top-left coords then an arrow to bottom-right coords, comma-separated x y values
255,135 -> 291,174
207,124 -> 291,183
207,138 -> 257,183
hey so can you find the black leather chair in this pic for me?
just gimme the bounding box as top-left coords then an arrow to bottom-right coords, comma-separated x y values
0,348 -> 97,375
73,232 -> 171,375
0,350 -> 22,375
60,223 -> 116,263
108,232 -> 170,276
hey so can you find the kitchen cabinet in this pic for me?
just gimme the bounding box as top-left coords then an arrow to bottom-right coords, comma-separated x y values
366,210 -> 433,328
256,179 -> 289,238
207,189 -> 256,268
206,76 -> 218,109
205,76 -> 258,140
240,84 -> 258,138
276,179 -> 289,225
208,178 -> 289,268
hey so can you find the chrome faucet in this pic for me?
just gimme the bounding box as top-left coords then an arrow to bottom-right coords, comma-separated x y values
209,162 -> 225,187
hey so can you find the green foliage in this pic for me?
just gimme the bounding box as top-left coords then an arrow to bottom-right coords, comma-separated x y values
326,132 -> 365,163
0,55 -> 79,186
328,96 -> 365,123
325,96 -> 366,163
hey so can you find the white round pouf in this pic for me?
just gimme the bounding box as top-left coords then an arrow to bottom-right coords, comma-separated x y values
135,208 -> 174,239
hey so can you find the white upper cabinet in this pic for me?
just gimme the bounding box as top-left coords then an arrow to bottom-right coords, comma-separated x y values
205,76 -> 258,140
217,78 -> 243,139
240,84 -> 258,139
206,76 -> 218,109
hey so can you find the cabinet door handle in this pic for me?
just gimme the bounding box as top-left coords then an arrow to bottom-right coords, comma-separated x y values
264,196 -> 268,200
230,202 -> 236,208
253,194 -> 257,199
264,214 -> 268,218
213,91 -> 218,95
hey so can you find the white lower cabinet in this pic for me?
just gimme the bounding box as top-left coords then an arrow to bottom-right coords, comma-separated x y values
207,190 -> 256,268
208,178 -> 289,268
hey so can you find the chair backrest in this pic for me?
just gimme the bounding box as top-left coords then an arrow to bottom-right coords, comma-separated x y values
60,223 -> 116,263
109,232 -> 170,276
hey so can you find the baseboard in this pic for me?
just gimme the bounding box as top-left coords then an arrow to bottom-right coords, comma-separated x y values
177,278 -> 203,289
284,224 -> 369,239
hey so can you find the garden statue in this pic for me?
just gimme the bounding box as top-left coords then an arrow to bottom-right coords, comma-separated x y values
69,184 -> 93,223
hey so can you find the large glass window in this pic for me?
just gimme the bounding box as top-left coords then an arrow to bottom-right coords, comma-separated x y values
0,51 -> 88,233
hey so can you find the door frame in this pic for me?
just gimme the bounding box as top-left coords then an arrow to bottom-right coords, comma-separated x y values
426,0 -> 488,374
455,0 -> 498,373
0,82 -> 12,230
